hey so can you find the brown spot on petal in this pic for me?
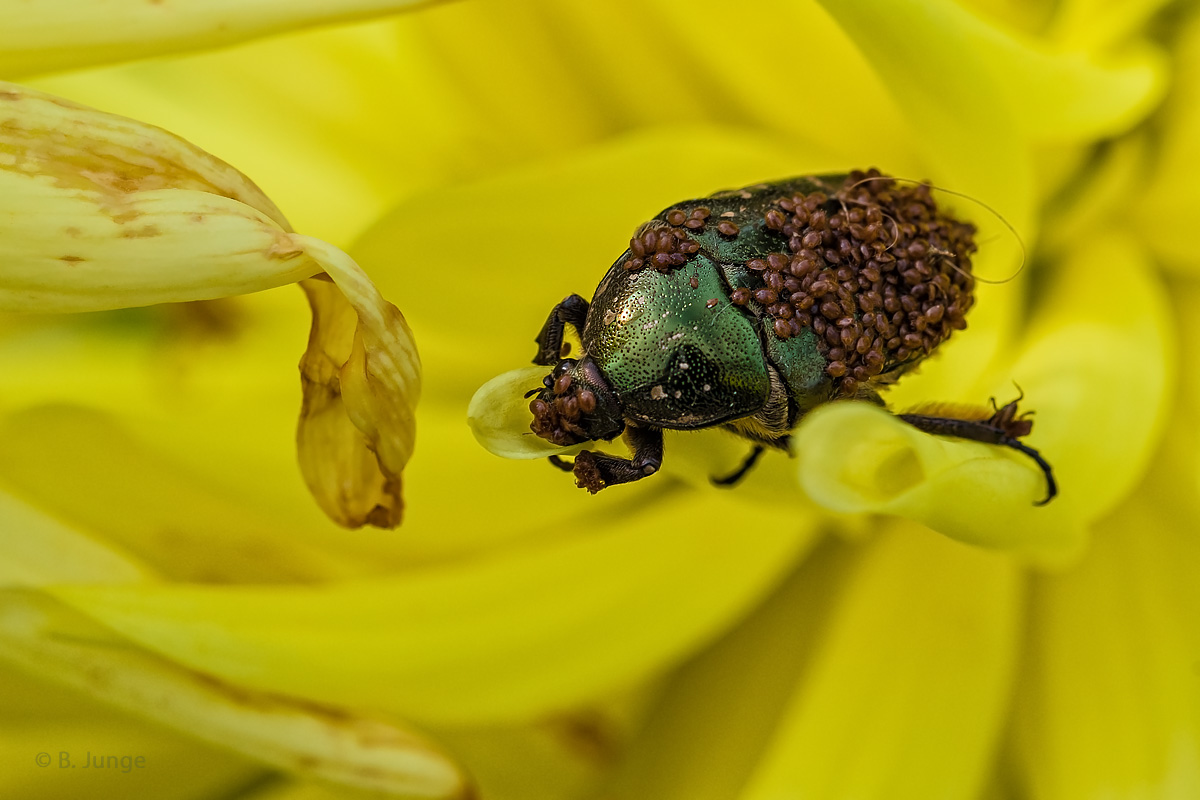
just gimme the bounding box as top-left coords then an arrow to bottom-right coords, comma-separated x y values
120,224 -> 161,239
111,209 -> 143,224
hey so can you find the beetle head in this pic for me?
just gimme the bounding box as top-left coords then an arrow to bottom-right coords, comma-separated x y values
528,356 -> 625,445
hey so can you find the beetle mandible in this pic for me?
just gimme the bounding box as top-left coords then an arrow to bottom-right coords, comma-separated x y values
525,169 -> 1056,503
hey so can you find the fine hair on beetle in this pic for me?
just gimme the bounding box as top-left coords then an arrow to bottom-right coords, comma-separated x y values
841,174 -> 1028,286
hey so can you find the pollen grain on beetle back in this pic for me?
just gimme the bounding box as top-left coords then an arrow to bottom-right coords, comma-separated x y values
625,170 -> 978,398
624,170 -> 979,398
741,169 -> 977,396
625,223 -> 701,273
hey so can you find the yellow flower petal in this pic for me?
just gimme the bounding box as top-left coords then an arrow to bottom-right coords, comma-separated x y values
431,719 -> 615,800
27,21 -> 419,248
1,0 -> 435,79
1038,134 -> 1149,257
1007,230 -> 1171,525
816,0 -> 1029,213
0,488 -> 152,587
1048,0 -> 1175,50
737,526 -> 1019,800
0,593 -> 471,799
0,406 -> 369,583
1169,280 -> 1200,499
49,493 -> 815,725
823,0 -> 1163,146
1136,12 -> 1200,275
597,539 -> 854,800
606,525 -> 1020,800
1011,493 -> 1200,798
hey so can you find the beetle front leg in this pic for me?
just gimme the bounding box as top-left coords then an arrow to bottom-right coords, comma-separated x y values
533,294 -> 590,365
568,425 -> 663,494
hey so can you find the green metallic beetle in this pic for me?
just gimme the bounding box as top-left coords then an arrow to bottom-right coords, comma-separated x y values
526,170 -> 1056,502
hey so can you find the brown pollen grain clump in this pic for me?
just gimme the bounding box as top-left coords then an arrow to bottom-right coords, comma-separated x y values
740,168 -> 977,396
625,224 -> 701,272
529,369 -> 598,446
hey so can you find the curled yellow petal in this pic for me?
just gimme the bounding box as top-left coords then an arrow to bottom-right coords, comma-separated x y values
468,367 -> 583,460
1,0 -> 437,79
296,237 -> 421,529
795,402 -> 1074,557
0,592 -> 470,799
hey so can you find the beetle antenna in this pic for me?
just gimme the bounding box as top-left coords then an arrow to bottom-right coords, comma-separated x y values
835,194 -> 902,251
846,175 -> 1026,284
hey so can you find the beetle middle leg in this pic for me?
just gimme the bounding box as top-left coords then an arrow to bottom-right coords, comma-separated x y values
534,294 -> 590,365
711,444 -> 766,487
897,397 -> 1057,505
557,425 -> 663,494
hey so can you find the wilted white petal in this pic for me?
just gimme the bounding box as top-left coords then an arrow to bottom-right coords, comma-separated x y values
468,367 -> 584,460
0,82 -> 422,528
0,592 -> 471,798
0,80 -> 317,312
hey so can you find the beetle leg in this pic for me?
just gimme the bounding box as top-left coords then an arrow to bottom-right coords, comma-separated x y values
533,294 -> 590,365
547,455 -> 575,473
896,412 -> 1057,505
711,444 -> 765,487
568,425 -> 663,494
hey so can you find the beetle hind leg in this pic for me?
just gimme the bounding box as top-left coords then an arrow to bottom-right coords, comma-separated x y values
897,408 -> 1057,505
534,294 -> 590,365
